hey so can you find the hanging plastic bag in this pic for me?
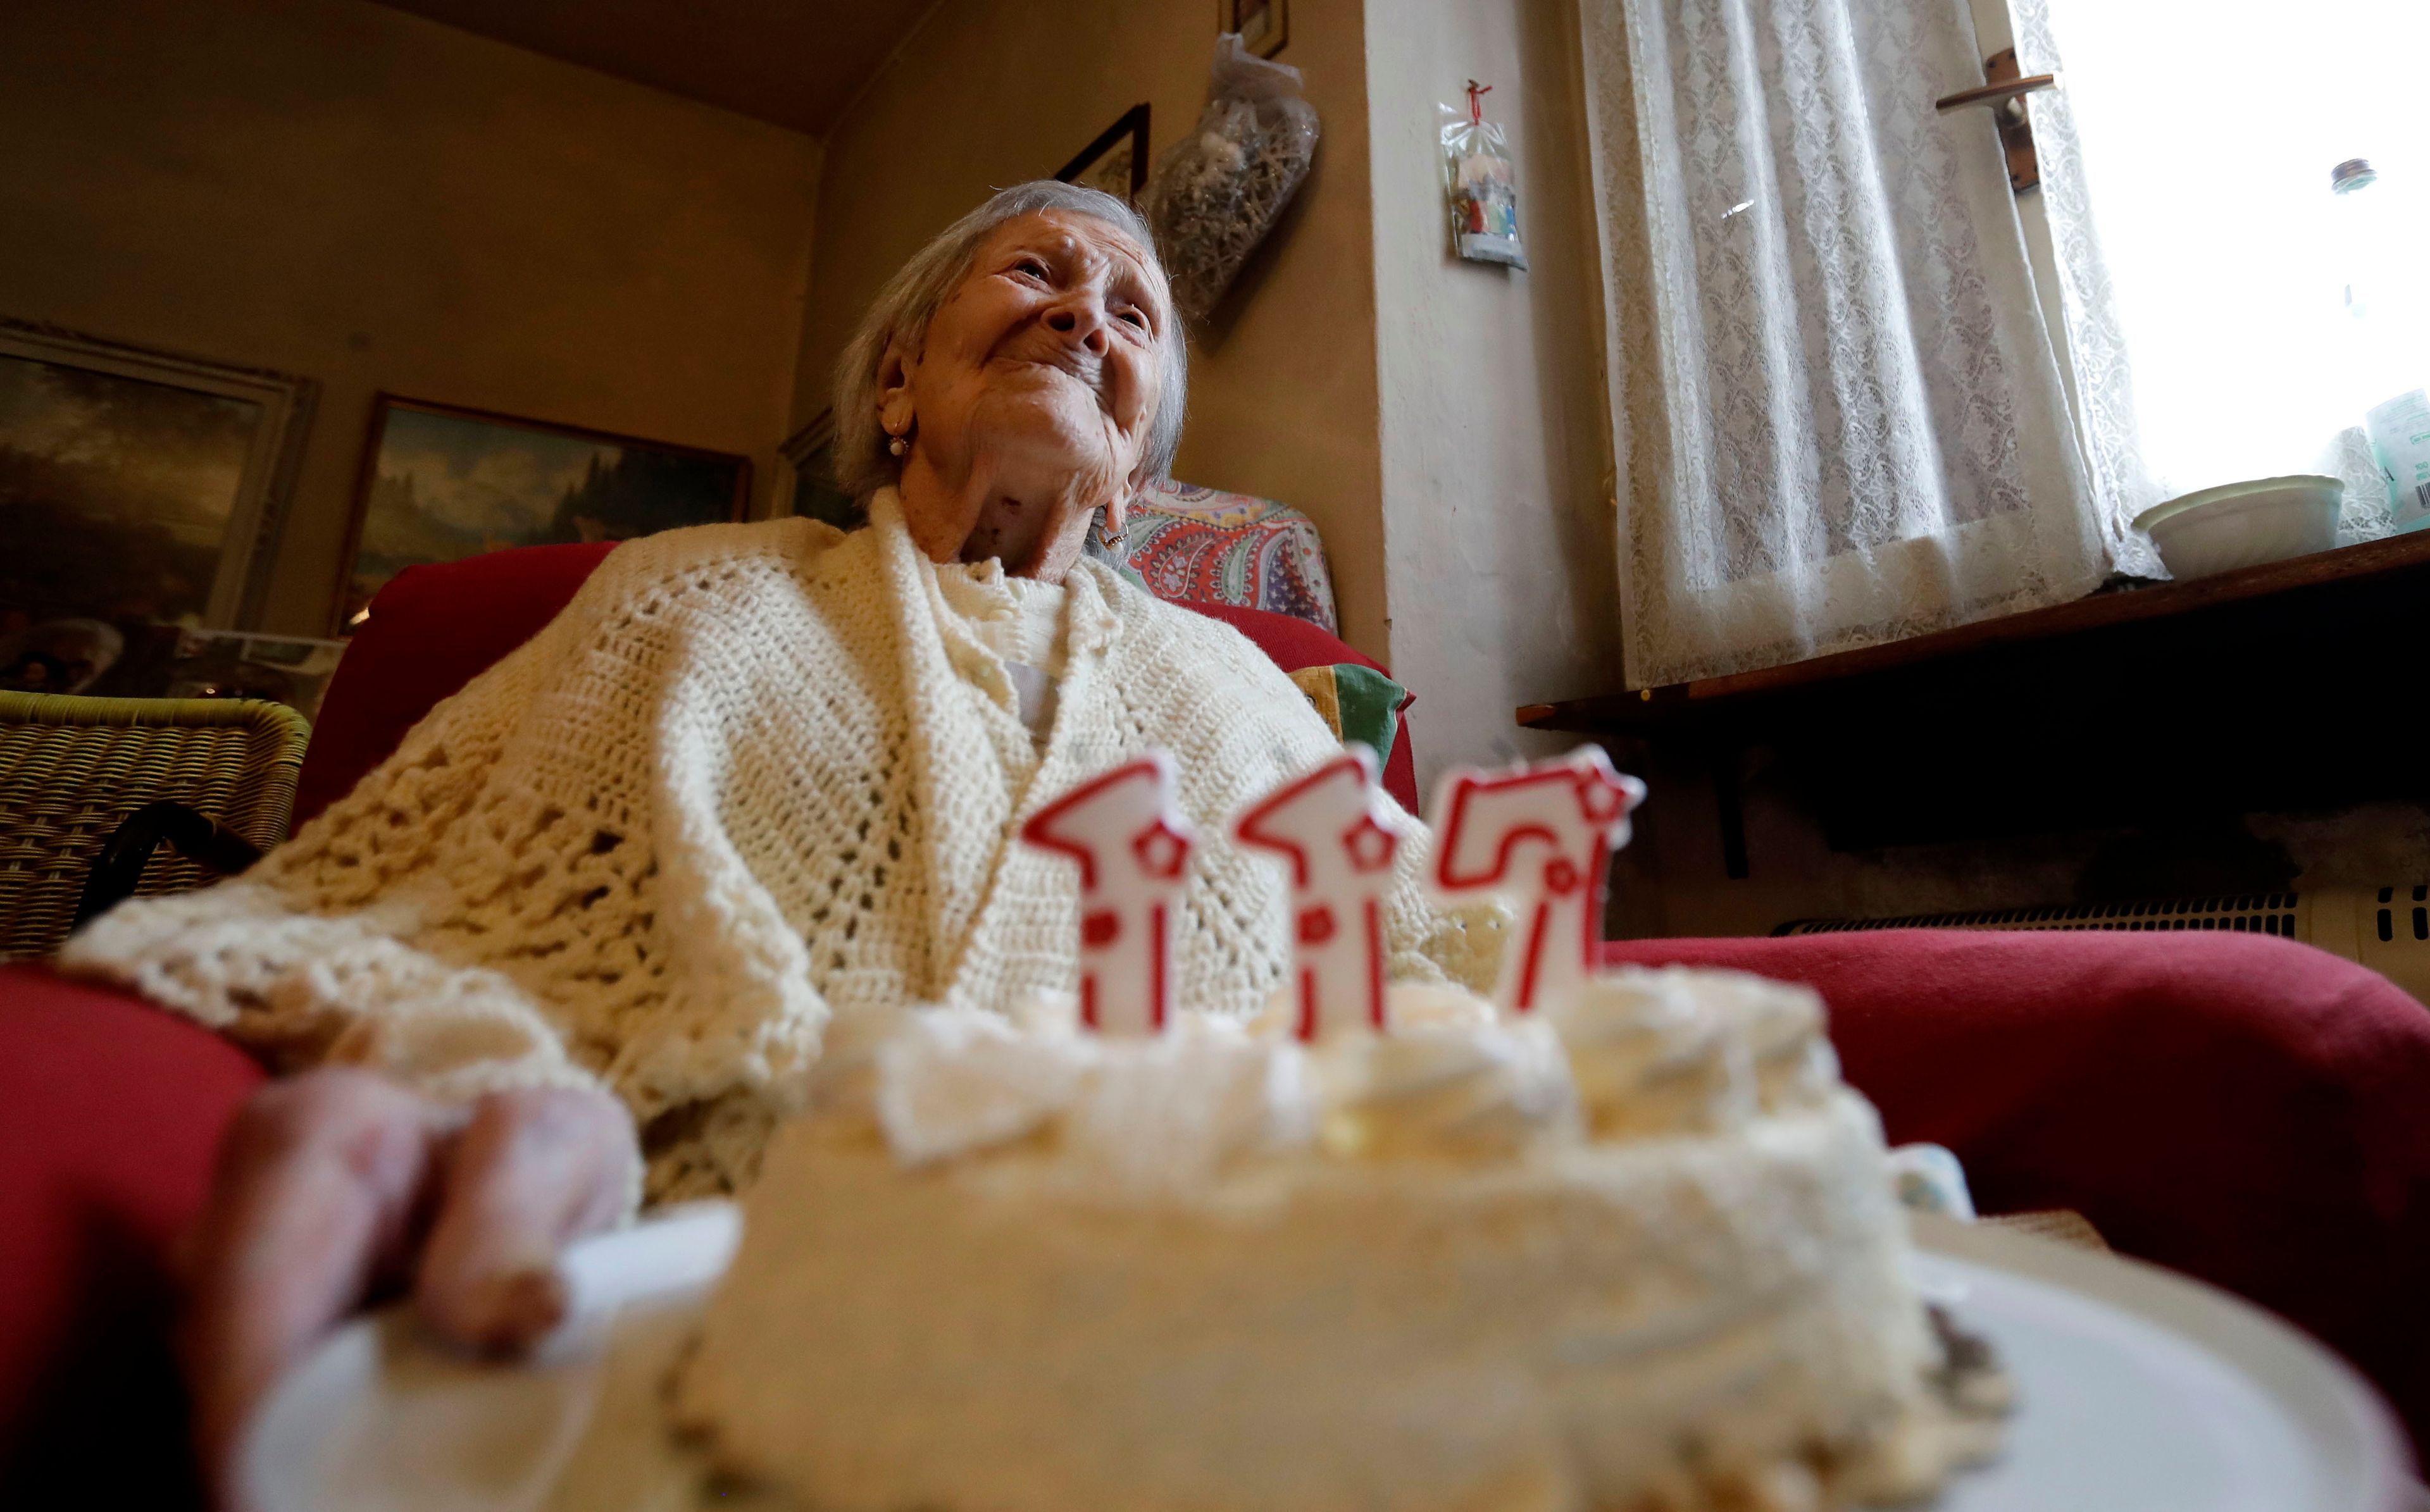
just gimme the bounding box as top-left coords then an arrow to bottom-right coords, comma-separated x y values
1143,34 -> 1322,323
1440,81 -> 1527,270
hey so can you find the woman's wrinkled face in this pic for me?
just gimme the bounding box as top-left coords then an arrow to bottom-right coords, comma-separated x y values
880,210 -> 1171,579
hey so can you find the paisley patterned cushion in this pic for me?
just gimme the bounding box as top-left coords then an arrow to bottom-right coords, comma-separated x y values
1122,482 -> 1339,633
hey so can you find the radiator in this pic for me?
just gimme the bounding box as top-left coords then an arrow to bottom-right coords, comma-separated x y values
1776,886 -> 2430,1005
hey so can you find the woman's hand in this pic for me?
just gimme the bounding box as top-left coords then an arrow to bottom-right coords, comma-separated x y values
178,1067 -> 636,1504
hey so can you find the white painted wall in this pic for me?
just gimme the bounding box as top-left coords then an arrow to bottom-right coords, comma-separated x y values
1363,0 -> 1625,793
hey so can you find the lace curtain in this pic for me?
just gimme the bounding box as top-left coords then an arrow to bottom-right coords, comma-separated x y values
1578,0 -> 2120,688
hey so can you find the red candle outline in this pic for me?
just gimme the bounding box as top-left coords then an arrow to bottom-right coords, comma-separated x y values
1233,748 -> 1402,1040
1020,752 -> 1198,1035
1429,748 -> 1645,1014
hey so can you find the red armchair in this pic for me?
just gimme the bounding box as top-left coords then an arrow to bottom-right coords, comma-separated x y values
8,540 -> 2429,1501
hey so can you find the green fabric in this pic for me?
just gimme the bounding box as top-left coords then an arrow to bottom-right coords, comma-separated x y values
1328,663 -> 1407,766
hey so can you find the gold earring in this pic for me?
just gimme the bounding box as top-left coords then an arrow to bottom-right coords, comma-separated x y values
888,435 -> 908,457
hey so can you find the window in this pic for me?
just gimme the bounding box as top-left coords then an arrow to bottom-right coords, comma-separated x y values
2007,0 -> 2430,523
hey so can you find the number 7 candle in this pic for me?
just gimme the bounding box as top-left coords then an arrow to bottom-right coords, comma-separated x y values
1231,747 -> 1406,1040
1019,752 -> 1200,1037
1427,746 -> 1645,1017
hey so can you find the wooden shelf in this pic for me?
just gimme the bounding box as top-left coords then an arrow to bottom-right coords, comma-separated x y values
1523,530 -> 2430,736
1518,532 -> 2430,875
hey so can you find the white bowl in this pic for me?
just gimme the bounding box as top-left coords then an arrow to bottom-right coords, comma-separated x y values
2133,474 -> 2343,581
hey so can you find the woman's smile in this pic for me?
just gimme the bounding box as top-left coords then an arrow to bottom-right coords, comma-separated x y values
995,345 -> 1106,393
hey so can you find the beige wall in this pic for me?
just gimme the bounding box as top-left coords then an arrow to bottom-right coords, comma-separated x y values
797,0 -> 1390,657
0,0 -> 821,636
1364,0 -> 1625,793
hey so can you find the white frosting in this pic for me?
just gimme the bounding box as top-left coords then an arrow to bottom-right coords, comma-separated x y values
679,967 -> 1988,1511
797,1001 -> 914,1125
1553,969 -> 1755,1138
863,1008 -> 1314,1188
1383,978 -> 1500,1031
872,1007 -> 1089,1165
1683,965 -> 1841,1112
865,991 -> 1580,1177
1060,1020 -> 1314,1194
1312,1020 -> 1575,1158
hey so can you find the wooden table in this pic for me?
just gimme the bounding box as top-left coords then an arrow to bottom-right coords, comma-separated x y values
1518,531 -> 2430,877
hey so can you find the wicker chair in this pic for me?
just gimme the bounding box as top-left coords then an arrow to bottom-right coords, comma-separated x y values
0,692 -> 309,959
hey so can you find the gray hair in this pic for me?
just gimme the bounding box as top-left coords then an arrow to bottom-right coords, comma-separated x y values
830,180 -> 1188,504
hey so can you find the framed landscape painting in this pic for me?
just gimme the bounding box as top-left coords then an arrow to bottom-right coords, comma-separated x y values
1,321 -> 314,693
339,397 -> 750,631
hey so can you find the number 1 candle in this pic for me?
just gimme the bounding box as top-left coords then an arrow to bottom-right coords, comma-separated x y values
1231,747 -> 1405,1040
1019,752 -> 1200,1036
1427,746 -> 1645,1017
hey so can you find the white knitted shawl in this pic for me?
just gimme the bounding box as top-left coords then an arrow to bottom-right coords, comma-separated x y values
63,492 -> 1488,1198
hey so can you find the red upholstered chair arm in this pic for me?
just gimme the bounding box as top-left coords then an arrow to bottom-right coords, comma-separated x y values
0,963 -> 265,1497
293,542 -> 618,827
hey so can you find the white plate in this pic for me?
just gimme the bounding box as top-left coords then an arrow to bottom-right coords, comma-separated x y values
242,1209 -> 2417,1512
1909,1217 -> 2414,1512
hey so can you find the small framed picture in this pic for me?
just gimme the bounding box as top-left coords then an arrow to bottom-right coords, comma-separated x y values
1220,0 -> 1288,58
2,320 -> 315,685
1055,103 -> 1150,202
337,396 -> 749,632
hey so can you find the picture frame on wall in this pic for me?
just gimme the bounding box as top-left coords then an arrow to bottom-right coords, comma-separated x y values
337,395 -> 749,633
1219,0 -> 1288,58
2,319 -> 316,696
1055,103 -> 1151,203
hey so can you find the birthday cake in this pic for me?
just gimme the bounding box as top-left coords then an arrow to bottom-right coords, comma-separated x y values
671,750 -> 2005,1511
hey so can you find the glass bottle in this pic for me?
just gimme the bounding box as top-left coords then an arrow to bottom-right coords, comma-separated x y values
2332,158 -> 2430,532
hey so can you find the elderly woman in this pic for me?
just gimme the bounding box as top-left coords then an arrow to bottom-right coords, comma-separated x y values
58,181 -> 1478,1490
